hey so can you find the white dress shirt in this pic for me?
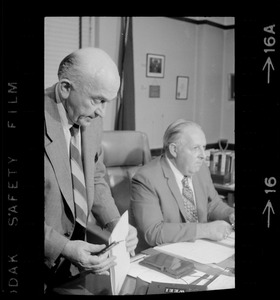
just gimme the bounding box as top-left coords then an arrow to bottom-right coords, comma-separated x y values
166,156 -> 197,207
55,84 -> 81,157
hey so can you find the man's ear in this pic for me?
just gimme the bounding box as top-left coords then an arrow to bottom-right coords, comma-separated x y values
59,79 -> 71,99
168,143 -> 177,158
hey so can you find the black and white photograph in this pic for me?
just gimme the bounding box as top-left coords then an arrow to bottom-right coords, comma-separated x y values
146,53 -> 165,77
2,14 -> 280,297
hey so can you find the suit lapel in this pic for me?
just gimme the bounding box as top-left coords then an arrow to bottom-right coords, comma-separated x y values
160,156 -> 188,222
192,169 -> 206,221
45,87 -> 75,216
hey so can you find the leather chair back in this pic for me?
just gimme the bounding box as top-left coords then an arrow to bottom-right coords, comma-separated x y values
102,130 -> 152,215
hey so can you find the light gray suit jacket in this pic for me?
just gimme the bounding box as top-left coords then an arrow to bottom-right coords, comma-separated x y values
44,85 -> 120,271
130,155 -> 234,250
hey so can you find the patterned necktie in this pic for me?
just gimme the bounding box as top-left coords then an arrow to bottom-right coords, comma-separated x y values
70,125 -> 88,231
182,176 -> 198,223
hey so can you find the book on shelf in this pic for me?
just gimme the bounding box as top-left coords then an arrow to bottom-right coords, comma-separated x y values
208,149 -> 235,185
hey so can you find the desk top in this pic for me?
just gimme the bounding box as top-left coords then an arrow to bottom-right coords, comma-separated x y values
120,239 -> 235,295
214,182 -> 235,192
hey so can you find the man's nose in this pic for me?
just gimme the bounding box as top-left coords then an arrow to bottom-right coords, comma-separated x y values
95,103 -> 107,118
199,148 -> 206,160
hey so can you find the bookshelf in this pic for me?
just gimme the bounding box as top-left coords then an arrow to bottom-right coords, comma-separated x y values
205,141 -> 235,207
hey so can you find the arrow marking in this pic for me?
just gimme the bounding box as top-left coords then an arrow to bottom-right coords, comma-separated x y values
262,200 -> 275,228
262,57 -> 275,84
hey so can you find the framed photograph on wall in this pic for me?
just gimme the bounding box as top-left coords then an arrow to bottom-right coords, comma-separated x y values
176,76 -> 189,100
149,85 -> 160,98
146,53 -> 165,78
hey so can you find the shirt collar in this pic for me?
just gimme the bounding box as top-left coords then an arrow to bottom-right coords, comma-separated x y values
165,155 -> 193,186
166,156 -> 185,183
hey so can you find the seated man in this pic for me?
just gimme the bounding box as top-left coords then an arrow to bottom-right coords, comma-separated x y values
130,119 -> 234,252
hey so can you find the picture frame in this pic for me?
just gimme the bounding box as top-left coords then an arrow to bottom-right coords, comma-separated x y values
176,76 -> 189,100
149,85 -> 160,98
228,73 -> 235,100
146,53 -> 165,78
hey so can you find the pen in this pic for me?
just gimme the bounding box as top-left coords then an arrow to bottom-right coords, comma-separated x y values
95,240 -> 125,256
130,253 -> 147,263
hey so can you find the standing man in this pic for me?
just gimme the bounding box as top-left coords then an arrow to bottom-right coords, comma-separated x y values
130,119 -> 234,252
45,47 -> 138,294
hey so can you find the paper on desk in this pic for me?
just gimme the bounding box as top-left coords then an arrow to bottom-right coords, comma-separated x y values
217,231 -> 235,248
154,235 -> 234,264
207,274 -> 235,290
128,260 -> 205,285
109,211 -> 130,295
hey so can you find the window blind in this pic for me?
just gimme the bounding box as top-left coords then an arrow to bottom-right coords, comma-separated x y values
44,17 -> 79,88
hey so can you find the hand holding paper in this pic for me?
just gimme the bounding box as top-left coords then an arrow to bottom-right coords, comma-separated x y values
126,224 -> 138,256
61,240 -> 116,276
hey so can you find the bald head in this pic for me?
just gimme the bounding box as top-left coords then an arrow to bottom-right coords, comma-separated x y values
58,47 -> 120,100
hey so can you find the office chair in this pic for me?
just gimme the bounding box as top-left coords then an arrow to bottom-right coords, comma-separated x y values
87,130 -> 152,245
102,130 -> 152,215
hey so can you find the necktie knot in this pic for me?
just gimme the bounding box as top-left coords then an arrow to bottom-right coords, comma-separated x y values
182,176 -> 190,187
70,124 -> 80,137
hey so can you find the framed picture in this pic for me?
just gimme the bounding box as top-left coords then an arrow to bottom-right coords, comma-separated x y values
149,85 -> 160,98
228,73 -> 235,100
176,76 -> 189,100
146,54 -> 165,78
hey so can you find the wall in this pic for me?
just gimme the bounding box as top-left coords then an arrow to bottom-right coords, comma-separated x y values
195,24 -> 225,144
133,17 -> 235,147
133,17 -> 197,149
82,17 -> 122,130
221,29 -> 235,143
44,16 -> 234,148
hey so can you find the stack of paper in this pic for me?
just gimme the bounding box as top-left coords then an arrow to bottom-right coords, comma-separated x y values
154,233 -> 234,264
207,275 -> 235,290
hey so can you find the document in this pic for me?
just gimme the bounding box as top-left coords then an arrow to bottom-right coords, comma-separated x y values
128,259 -> 206,284
216,231 -> 235,248
109,211 -> 130,295
207,274 -> 235,290
154,234 -> 234,264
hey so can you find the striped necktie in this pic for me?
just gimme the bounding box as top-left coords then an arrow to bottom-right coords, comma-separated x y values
69,125 -> 88,231
182,176 -> 198,223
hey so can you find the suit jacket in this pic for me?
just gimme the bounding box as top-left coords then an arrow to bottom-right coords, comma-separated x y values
44,84 -> 120,273
130,155 -> 234,250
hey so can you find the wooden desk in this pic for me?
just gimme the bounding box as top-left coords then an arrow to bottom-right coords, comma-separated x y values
119,248 -> 235,295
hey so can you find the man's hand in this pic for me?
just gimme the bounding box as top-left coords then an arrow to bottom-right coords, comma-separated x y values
229,212 -> 235,229
126,225 -> 138,256
61,240 -> 117,275
196,220 -> 233,241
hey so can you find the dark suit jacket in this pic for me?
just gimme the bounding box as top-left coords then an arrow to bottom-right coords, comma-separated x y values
130,155 -> 234,251
44,85 -> 120,279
